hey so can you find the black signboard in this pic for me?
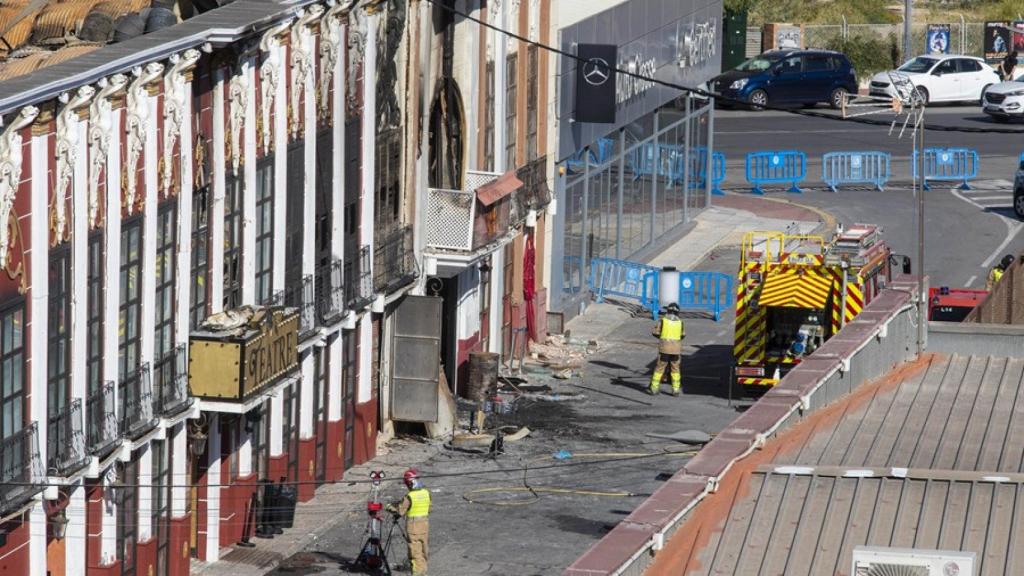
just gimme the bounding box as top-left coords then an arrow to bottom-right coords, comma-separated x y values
575,44 -> 617,124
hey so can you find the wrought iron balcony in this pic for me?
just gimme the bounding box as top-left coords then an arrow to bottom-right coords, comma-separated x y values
374,224 -> 419,295
317,258 -> 345,325
515,155 -> 552,215
120,363 -> 157,440
345,245 -> 374,311
86,381 -> 119,456
47,398 -> 88,477
425,170 -> 522,254
275,275 -> 316,339
0,422 -> 45,515
154,344 -> 193,417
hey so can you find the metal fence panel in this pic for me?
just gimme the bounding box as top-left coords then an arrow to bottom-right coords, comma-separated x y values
913,147 -> 979,189
822,151 -> 891,192
746,150 -> 807,194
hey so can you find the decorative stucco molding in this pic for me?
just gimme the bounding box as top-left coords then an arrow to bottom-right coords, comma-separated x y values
319,2 -> 346,122
486,0 -> 500,55
259,21 -> 291,152
124,62 -> 164,214
87,74 -> 127,228
54,86 -> 95,244
528,0 -> 538,42
162,49 -> 201,195
290,5 -> 324,138
227,71 -> 247,176
0,106 -> 40,268
506,0 -> 520,52
346,8 -> 367,115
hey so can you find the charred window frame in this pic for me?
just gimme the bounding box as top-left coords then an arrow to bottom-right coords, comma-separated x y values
484,60 -> 495,171
153,200 -> 177,395
118,217 -> 143,391
505,52 -> 518,170
255,160 -> 275,305
374,128 -> 402,235
223,175 -> 243,310
87,231 -> 104,397
526,45 -> 539,161
47,244 -> 72,419
189,185 -> 210,330
0,302 -> 25,439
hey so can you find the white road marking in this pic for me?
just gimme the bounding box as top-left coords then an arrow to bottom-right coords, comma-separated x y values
968,195 -> 1012,201
715,329 -> 726,337
965,275 -> 977,287
949,186 -> 1024,269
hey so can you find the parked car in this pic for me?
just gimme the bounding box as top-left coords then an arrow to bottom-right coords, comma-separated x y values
869,55 -> 999,105
983,81 -> 1024,122
710,49 -> 857,110
1015,154 -> 1024,218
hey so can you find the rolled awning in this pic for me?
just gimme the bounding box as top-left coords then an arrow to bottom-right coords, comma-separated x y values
758,268 -> 833,309
475,171 -> 523,207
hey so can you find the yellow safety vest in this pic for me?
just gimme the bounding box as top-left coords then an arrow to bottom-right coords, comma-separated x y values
406,488 -> 431,518
660,318 -> 684,341
992,268 -> 1004,284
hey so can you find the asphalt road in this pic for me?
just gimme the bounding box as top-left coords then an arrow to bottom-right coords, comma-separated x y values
710,105 -> 1024,290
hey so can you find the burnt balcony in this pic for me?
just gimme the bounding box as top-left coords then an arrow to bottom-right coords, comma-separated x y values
119,363 -> 157,440
317,258 -> 345,325
373,224 -> 419,295
86,381 -> 119,456
345,245 -> 374,311
47,399 -> 88,477
275,275 -> 316,339
0,422 -> 45,515
425,170 -> 523,257
154,344 -> 193,417
515,155 -> 552,215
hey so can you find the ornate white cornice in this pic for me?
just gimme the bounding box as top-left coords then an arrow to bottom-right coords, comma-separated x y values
162,49 -> 201,195
0,106 -> 40,268
87,74 -> 127,228
124,62 -> 163,215
319,2 -> 345,122
259,21 -> 291,152
227,71 -> 247,175
54,86 -> 94,244
289,5 -> 324,137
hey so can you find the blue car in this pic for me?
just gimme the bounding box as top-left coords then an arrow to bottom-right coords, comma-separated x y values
710,49 -> 858,110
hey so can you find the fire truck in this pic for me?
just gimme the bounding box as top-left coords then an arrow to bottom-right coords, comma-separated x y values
927,286 -> 987,322
733,225 -> 896,386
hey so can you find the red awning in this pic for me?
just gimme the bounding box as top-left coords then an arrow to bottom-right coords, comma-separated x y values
475,171 -> 523,207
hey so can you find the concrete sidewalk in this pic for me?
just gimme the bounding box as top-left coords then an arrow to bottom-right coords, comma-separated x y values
191,193 -> 829,576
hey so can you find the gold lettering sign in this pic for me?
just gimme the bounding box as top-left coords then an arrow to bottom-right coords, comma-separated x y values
241,310 -> 299,396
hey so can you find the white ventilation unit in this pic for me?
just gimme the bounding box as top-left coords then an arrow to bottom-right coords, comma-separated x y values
852,546 -> 976,576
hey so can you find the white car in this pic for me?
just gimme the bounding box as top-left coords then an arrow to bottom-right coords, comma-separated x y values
869,55 -> 999,105
983,81 -> 1024,122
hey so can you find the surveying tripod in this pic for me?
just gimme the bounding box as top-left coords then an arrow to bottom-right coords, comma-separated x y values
352,470 -> 404,575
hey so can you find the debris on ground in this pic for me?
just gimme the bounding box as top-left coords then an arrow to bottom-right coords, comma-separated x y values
645,430 -> 713,444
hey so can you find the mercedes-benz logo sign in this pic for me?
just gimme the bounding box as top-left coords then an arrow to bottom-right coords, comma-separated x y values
583,57 -> 610,86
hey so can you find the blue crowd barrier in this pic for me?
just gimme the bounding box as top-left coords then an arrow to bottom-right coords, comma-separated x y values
565,137 -> 616,174
912,147 -> 978,190
646,271 -> 734,322
822,151 -> 891,193
688,148 -> 726,195
632,142 -> 684,183
746,150 -> 807,195
587,258 -> 660,309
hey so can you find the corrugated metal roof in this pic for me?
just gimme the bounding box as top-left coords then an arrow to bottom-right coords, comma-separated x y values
665,354 -> 1024,576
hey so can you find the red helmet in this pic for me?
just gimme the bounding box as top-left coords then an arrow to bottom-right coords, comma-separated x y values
403,469 -> 419,485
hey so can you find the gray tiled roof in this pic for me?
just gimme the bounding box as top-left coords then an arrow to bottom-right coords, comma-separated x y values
0,0 -> 316,115
682,354 -> 1024,575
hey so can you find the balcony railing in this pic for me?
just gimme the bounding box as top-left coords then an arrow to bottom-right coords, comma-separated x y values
515,155 -> 552,214
0,422 -> 45,514
86,381 -> 119,456
425,170 -> 521,254
317,258 -> 345,325
47,398 -> 88,477
345,245 -> 374,311
275,275 -> 316,338
154,344 -> 192,417
120,363 -> 157,440
373,224 -> 419,294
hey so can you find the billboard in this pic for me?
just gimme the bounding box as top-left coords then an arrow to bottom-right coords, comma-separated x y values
557,0 -> 724,160
985,21 -> 1011,61
574,44 -> 617,124
926,24 -> 951,54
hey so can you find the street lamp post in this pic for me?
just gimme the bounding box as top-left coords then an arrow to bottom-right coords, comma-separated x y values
903,0 -> 913,61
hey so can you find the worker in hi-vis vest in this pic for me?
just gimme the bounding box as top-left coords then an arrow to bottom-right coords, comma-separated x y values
650,303 -> 684,396
388,468 -> 431,575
